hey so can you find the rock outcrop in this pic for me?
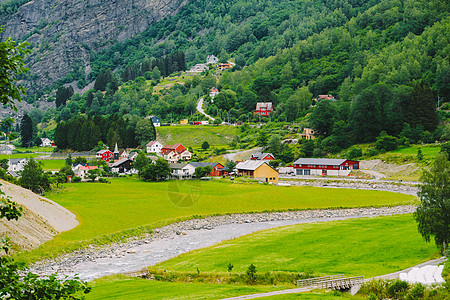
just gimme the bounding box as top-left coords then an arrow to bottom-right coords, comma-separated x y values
0,0 -> 187,92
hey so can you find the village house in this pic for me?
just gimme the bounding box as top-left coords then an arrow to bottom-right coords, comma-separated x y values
145,115 -> 161,127
251,152 -> 275,161
206,55 -> 219,64
299,128 -> 316,140
217,63 -> 233,71
0,144 -> 14,155
169,163 -> 193,179
161,143 -> 192,163
313,94 -> 336,102
146,141 -> 163,154
180,119 -> 189,125
187,162 -> 224,177
254,102 -> 273,116
110,157 -> 134,174
96,149 -> 113,162
72,165 -> 99,180
209,87 -> 220,100
7,158 -> 29,173
236,160 -> 279,184
40,138 -> 52,147
188,63 -> 209,73
293,158 -> 359,176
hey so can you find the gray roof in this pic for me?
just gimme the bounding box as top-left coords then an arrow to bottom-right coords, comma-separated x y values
7,170 -> 19,177
110,158 -> 131,167
236,160 -> 268,171
293,158 -> 347,166
188,162 -> 221,168
170,163 -> 188,169
8,158 -> 27,164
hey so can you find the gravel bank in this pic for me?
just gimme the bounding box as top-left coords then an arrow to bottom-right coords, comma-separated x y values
29,205 -> 415,281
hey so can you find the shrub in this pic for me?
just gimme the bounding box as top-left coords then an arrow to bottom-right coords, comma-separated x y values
72,176 -> 81,183
347,147 -> 363,160
406,283 -> 425,299
387,280 -> 409,298
246,264 -> 257,285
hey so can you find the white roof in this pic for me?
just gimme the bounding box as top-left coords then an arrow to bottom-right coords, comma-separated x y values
293,158 -> 348,166
236,160 -> 268,171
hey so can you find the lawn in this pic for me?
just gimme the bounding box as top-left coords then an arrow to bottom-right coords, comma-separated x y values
156,125 -> 239,147
17,177 -> 416,262
0,153 -> 40,159
155,214 -> 437,278
86,276 -> 283,300
390,144 -> 440,160
38,159 -> 65,170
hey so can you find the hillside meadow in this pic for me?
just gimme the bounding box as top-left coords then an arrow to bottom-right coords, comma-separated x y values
156,125 -> 239,147
17,177 -> 416,262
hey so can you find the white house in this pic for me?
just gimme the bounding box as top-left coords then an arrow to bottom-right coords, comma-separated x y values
206,55 -> 219,64
72,164 -> 99,180
41,138 -> 52,147
8,158 -> 30,173
209,87 -> 220,100
169,163 -> 195,179
0,144 -> 14,155
146,141 -> 163,154
188,64 -> 209,73
145,115 -> 161,127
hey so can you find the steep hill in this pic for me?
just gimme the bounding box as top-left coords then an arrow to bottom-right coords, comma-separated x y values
0,180 -> 78,252
0,0 -> 187,94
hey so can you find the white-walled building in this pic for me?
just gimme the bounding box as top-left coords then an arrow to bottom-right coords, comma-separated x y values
146,141 -> 163,154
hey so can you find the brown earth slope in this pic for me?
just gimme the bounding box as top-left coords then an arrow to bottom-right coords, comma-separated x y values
0,180 -> 78,252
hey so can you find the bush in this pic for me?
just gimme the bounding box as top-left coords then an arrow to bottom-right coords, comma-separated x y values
347,147 -> 363,160
406,283 -> 425,299
72,176 -> 81,183
387,280 -> 409,298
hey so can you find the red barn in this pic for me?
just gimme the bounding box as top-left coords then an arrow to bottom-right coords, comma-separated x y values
254,102 -> 273,116
96,149 -> 113,162
293,158 -> 359,176
188,162 -> 224,176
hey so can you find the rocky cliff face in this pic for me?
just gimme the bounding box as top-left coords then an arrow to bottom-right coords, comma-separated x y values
1,0 -> 186,93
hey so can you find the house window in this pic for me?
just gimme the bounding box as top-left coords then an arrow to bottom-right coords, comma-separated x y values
322,170 -> 327,175
304,170 -> 311,175
354,163 -> 359,170
296,169 -> 303,175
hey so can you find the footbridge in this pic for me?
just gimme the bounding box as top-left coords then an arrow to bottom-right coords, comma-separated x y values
297,274 -> 364,293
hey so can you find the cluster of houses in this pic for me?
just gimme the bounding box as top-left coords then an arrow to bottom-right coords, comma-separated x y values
187,55 -> 235,74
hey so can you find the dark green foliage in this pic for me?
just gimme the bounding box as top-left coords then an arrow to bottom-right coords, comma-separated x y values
309,100 -> 337,137
417,149 -> 424,161
134,152 -> 150,174
94,69 -> 118,93
375,131 -> 399,152
19,159 -> 50,194
404,81 -> 438,133
140,158 -> 171,181
227,263 -> 233,273
135,119 -> 156,147
347,147 -> 363,160
201,141 -> 210,150
246,264 -> 257,285
0,196 -> 22,222
20,114 -> 33,148
55,86 -> 74,107
257,131 -> 268,147
194,166 -> 213,178
387,280 -> 409,298
415,152 -> 450,252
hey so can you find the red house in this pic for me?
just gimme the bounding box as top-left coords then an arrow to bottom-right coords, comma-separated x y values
254,102 -> 273,116
161,143 -> 186,155
188,162 -> 224,176
293,158 -> 359,176
96,149 -> 113,162
251,152 -> 275,161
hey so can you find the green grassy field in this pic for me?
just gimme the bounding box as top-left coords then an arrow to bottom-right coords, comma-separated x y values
18,177 -> 415,262
38,159 -> 65,170
156,125 -> 239,147
86,276 -> 283,300
390,144 -> 440,160
155,214 -> 437,278
0,153 -> 40,159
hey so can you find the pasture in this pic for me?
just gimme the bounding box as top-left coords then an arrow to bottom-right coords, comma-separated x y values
155,214 -> 437,278
38,159 -> 66,170
156,125 -> 239,147
17,177 -> 416,262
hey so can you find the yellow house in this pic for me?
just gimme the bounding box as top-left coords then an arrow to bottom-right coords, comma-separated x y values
236,160 -> 279,184
180,119 -> 189,125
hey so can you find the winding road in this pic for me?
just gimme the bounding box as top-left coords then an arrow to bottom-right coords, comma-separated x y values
196,97 -> 215,121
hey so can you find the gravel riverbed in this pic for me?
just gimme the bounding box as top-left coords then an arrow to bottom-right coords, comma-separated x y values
29,205 -> 416,281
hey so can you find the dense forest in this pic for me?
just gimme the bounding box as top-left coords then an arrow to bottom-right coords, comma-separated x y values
5,0 -> 450,156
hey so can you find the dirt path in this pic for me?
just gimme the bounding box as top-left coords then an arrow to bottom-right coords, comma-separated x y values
223,147 -> 262,161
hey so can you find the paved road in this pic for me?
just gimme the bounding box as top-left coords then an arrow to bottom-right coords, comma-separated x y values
196,98 -> 215,121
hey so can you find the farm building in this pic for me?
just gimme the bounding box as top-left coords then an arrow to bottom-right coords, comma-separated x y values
293,158 -> 359,176
251,152 -> 275,160
146,115 -> 161,127
254,102 -> 273,116
236,160 -> 278,184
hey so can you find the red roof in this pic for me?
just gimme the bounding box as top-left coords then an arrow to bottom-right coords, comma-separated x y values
146,141 -> 160,147
79,166 -> 99,171
211,87 -> 219,93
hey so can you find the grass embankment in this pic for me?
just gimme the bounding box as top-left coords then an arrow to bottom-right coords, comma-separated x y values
16,177 -> 415,263
156,125 -> 239,147
154,214 -> 437,278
